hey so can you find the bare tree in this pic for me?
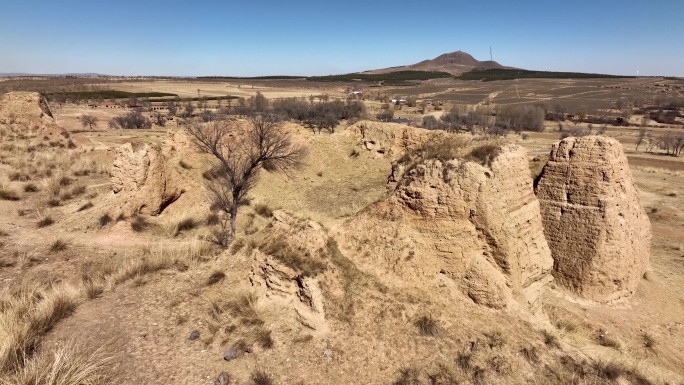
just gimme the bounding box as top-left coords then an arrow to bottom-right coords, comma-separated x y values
78,114 -> 98,130
185,114 -> 307,245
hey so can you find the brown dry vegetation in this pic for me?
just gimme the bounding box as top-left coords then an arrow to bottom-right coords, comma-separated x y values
0,78 -> 683,384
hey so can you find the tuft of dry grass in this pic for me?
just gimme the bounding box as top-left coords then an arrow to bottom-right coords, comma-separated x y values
130,215 -> 149,232
226,292 -> 264,326
205,270 -> 226,286
0,183 -> 20,201
49,239 -> 68,253
22,183 -> 38,193
0,283 -> 82,373
98,214 -> 112,228
253,203 -> 273,218
642,332 -> 657,351
414,315 -> 439,337
0,342 -> 113,385
36,216 -> 54,228
77,202 -> 94,212
250,370 -> 273,385
164,215 -> 197,237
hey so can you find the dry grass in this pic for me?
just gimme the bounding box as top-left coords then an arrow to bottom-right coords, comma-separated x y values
0,283 -> 82,373
0,183 -> 20,201
250,370 -> 273,385
414,315 -> 439,337
205,270 -> 226,286
97,214 -> 112,228
259,236 -> 326,278
48,239 -> 68,253
163,215 -> 197,237
36,216 -> 54,228
0,342 -> 113,385
77,202 -> 94,212
129,216 -> 149,232
109,242 -> 213,286
225,292 -> 264,326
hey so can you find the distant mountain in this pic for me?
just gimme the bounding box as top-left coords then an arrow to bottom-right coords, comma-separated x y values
363,50 -> 506,76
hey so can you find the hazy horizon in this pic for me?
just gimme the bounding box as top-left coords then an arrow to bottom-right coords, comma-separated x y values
1,0 -> 683,77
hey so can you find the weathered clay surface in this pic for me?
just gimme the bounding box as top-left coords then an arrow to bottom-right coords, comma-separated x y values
249,211 -> 329,334
0,92 -> 70,141
0,91 -> 54,122
111,143 -> 184,216
535,136 -> 651,302
345,120 -> 446,158
343,144 -> 553,312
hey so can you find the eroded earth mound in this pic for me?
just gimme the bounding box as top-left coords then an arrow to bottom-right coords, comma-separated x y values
343,144 -> 553,313
535,136 -> 651,302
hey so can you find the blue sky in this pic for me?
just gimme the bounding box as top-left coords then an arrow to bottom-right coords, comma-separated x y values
1,0 -> 683,76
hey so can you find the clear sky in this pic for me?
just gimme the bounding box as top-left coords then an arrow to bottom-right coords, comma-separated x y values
1,0 -> 683,77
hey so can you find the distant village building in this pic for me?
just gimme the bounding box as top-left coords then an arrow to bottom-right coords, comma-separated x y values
390,98 -> 407,105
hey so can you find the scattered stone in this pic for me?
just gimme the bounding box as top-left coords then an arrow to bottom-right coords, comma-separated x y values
323,348 -> 333,358
214,372 -> 230,385
188,330 -> 200,341
222,347 -> 240,361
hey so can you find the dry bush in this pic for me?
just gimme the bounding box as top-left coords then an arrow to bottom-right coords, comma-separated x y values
130,216 -> 149,232
467,144 -> 501,167
253,203 -> 273,218
0,342 -> 113,385
205,270 -> 226,286
98,214 -> 112,228
542,330 -> 561,348
226,292 -> 264,326
22,183 -> 38,193
255,329 -> 273,349
164,215 -> 197,237
250,370 -> 273,385
414,315 -> 439,337
77,202 -> 94,212
642,332 -> 657,351
36,216 -> 54,228
0,182 -> 20,201
392,367 -> 421,385
49,239 -> 68,253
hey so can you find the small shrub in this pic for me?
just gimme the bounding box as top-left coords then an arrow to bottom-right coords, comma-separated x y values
98,214 -> 112,228
467,144 -> 501,166
206,213 -> 220,226
253,203 -> 273,218
0,185 -> 21,201
642,332 -> 657,350
227,293 -> 264,326
484,330 -> 507,348
256,329 -> 274,349
393,367 -> 421,385
47,198 -> 61,207
130,216 -> 149,232
49,238 -> 68,253
37,216 -> 55,228
23,183 -> 39,193
349,149 -> 360,158
251,370 -> 273,385
77,202 -> 94,212
414,315 -> 439,336
542,330 -> 560,348
206,270 -> 226,286
178,160 -> 192,169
